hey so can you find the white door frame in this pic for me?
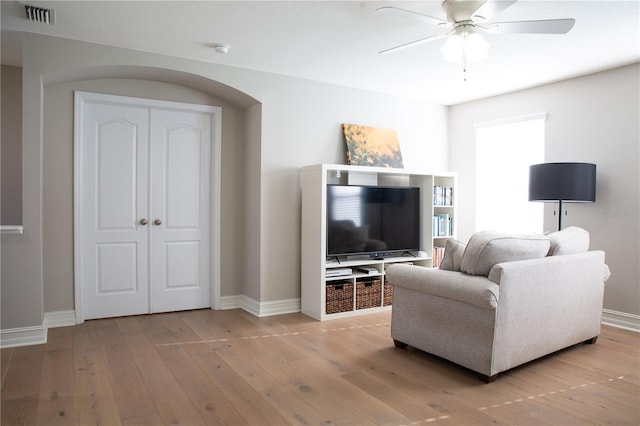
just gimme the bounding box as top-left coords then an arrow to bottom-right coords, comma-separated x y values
73,91 -> 222,324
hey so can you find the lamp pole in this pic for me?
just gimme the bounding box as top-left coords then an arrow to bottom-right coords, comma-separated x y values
557,199 -> 563,231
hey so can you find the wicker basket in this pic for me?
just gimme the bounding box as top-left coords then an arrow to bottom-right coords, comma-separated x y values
383,281 -> 393,306
355,278 -> 382,310
326,281 -> 354,314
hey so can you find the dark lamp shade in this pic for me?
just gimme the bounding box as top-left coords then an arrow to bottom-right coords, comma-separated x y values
529,162 -> 596,203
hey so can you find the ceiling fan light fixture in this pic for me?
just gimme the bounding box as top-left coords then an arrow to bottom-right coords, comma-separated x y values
441,25 -> 489,64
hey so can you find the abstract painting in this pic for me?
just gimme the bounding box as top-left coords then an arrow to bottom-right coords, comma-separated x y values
342,123 -> 404,168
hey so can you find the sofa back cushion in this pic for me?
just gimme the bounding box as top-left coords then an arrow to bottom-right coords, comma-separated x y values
461,231 -> 551,277
547,226 -> 590,256
439,239 -> 466,272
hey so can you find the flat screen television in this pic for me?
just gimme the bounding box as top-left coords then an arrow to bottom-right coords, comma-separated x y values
326,185 -> 420,259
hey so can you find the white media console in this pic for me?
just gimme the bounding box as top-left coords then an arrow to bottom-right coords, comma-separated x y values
300,163 -> 456,321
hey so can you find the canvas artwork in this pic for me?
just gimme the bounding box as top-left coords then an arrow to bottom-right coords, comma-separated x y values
342,123 -> 404,168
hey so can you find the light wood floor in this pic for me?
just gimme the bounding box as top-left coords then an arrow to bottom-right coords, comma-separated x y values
1,309 -> 638,426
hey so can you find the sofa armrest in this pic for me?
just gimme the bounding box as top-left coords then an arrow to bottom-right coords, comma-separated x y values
484,250 -> 606,372
386,264 -> 499,309
488,250 -> 609,285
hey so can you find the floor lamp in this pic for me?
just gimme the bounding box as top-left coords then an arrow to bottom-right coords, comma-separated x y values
529,162 -> 597,231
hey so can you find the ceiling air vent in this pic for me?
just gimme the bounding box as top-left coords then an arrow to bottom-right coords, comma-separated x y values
24,4 -> 55,25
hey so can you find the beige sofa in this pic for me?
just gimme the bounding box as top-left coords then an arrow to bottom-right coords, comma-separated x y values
386,227 -> 609,382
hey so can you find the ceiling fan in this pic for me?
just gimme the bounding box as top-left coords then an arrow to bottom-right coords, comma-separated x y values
378,0 -> 575,67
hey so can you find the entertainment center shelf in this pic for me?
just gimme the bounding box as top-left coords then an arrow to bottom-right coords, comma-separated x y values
301,163 -> 456,321
325,253 -> 430,280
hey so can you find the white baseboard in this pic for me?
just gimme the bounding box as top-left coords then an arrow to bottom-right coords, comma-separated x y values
0,325 -> 47,348
219,295 -> 248,311
219,295 -> 301,317
602,309 -> 640,332
0,310 -> 77,349
257,298 -> 301,317
44,310 -> 76,329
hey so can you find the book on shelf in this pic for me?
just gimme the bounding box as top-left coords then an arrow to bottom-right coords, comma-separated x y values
433,185 -> 454,206
433,246 -> 445,268
432,213 -> 453,237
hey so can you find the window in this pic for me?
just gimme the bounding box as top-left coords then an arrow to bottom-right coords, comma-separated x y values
475,113 -> 546,234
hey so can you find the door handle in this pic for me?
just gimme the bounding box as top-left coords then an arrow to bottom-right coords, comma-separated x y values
154,219 -> 162,226
139,218 -> 149,225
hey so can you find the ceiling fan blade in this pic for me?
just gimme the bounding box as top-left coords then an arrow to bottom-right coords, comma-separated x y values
489,18 -> 576,34
376,6 -> 447,27
379,33 -> 449,55
472,0 -> 517,21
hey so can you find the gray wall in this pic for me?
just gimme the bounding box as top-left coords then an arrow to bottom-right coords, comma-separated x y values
449,63 -> 640,317
1,65 -> 22,224
1,33 -> 447,329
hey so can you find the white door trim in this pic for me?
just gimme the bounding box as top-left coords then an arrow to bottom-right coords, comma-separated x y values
73,91 -> 222,323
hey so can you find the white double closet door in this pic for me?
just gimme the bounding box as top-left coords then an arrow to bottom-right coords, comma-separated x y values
75,92 -> 218,321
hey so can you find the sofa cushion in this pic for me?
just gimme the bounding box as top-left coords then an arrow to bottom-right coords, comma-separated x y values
461,231 -> 551,277
547,226 -> 590,256
439,239 -> 466,272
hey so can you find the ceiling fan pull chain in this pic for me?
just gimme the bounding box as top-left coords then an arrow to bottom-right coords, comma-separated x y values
463,53 -> 468,82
